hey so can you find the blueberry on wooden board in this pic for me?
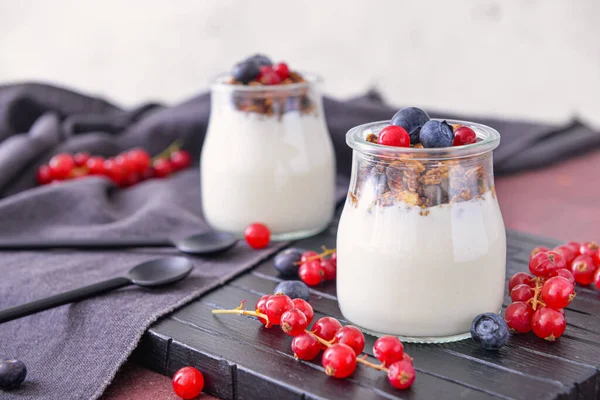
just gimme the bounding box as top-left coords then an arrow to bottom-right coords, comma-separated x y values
274,280 -> 310,301
471,313 -> 509,350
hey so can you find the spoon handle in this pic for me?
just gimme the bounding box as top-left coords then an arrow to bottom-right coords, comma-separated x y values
0,237 -> 172,250
0,277 -> 131,324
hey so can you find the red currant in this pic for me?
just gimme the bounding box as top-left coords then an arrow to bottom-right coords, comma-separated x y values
377,125 -> 410,147
529,251 -> 565,277
505,301 -> 534,333
292,298 -> 314,325
571,255 -> 597,285
255,294 -> 271,327
530,246 -> 549,260
171,366 -> 204,399
73,152 -> 91,167
373,336 -> 404,366
508,272 -> 535,291
311,317 -> 342,343
273,62 -> 290,80
49,153 -> 75,179
331,251 -> 337,266
333,325 -> 365,355
265,293 -> 294,326
541,276 -> 575,309
291,332 -> 321,361
170,150 -> 192,171
322,343 -> 357,378
300,251 -> 319,263
36,165 -> 53,185
510,284 -> 535,302
550,268 -> 575,285
387,359 -> 416,390
86,157 -> 106,175
260,71 -> 282,85
244,223 -> 270,249
452,126 -> 477,146
553,245 -> 576,265
298,260 -> 324,286
280,308 -> 308,337
126,148 -> 151,173
580,242 -> 599,257
152,158 -> 173,178
566,241 -> 581,256
594,268 -> 600,290
258,65 -> 273,79
320,258 -> 336,280
103,159 -> 126,185
531,307 -> 566,341
592,249 -> 600,267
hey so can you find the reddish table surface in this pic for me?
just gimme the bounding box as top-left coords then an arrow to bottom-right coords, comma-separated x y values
101,150 -> 600,400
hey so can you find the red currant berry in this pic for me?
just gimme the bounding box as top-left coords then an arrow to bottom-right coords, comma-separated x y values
531,307 -> 566,341
529,251 -> 565,277
152,158 -> 173,178
333,325 -> 365,355
280,308 -> 308,337
73,152 -> 91,167
291,332 -> 321,361
331,251 -> 337,266
170,150 -> 192,171
273,62 -> 290,80
571,255 -> 597,285
530,246 -> 549,260
292,298 -> 314,325
580,242 -> 599,257
594,268 -> 600,290
553,245 -> 576,265
103,159 -> 126,185
126,148 -> 151,173
300,251 -> 319,263
452,126 -> 477,146
264,294 -> 294,326
171,366 -> 204,399
510,284 -> 535,302
387,359 -> 416,390
592,249 -> 600,267
505,301 -> 534,333
373,336 -> 404,366
508,272 -> 535,291
255,294 -> 271,327
550,268 -> 575,285
320,258 -> 336,280
244,223 -> 270,249
49,153 -> 75,179
298,260 -> 324,286
86,156 -> 106,175
36,165 -> 53,185
322,343 -> 357,379
566,241 -> 581,256
311,317 -> 342,343
258,65 -> 273,78
122,172 -> 141,187
541,276 -> 575,309
70,167 -> 89,180
260,71 -> 282,85
377,125 -> 410,147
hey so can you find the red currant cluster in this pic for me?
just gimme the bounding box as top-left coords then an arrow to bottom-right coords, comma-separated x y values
257,62 -> 290,85
213,294 -> 416,390
504,241 -> 600,340
36,142 -> 192,188
298,248 -> 337,286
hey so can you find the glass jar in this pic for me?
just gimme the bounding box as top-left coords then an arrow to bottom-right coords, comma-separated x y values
336,120 -> 506,343
201,74 -> 335,240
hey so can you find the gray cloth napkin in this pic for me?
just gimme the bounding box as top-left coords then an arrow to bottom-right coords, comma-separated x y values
0,83 -> 597,400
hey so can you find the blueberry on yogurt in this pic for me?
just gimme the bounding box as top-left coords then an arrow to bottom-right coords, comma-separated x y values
232,61 -> 260,84
246,54 -> 273,68
390,107 -> 430,144
419,120 -> 454,148
471,313 -> 509,350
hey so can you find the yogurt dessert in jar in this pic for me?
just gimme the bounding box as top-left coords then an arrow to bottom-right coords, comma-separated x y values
336,108 -> 506,343
201,55 -> 335,240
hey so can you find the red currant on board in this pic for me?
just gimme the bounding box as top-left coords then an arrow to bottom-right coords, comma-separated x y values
377,125 -> 410,147
322,343 -> 357,378
594,268 -> 600,290
280,308 -> 308,337
292,298 -> 314,325
550,268 -> 575,285
86,157 -> 106,175
504,301 -> 534,333
531,307 -> 566,341
529,251 -> 565,277
541,276 -> 575,309
291,333 -> 321,361
300,251 -> 319,263
36,165 -> 53,185
273,62 -> 290,80
566,241 -> 581,256
298,260 -> 324,286
126,149 -> 151,173
311,317 -> 342,343
508,272 -> 535,291
73,152 -> 91,167
171,366 -> 204,400
264,294 -> 294,326
244,223 -> 270,249
255,294 -> 271,327
373,336 -> 404,366
320,258 -> 337,280
387,359 -> 416,390
333,325 -> 365,355
510,284 -> 535,302
152,158 -> 173,178
580,242 -> 599,257
553,245 -> 576,265
571,255 -> 597,285
592,249 -> 600,267
170,150 -> 192,170
452,126 -> 477,146
49,153 -> 75,179
530,246 -> 549,260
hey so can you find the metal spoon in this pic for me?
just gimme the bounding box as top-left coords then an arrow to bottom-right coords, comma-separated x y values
0,231 -> 238,255
0,256 -> 193,324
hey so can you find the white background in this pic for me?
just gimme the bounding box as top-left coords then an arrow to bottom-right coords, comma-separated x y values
1,0 -> 599,126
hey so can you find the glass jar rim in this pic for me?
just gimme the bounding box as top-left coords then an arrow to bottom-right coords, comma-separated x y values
346,119 -> 500,160
210,71 -> 322,94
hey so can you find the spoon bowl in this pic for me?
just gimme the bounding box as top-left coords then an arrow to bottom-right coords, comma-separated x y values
174,232 -> 237,255
129,256 -> 193,287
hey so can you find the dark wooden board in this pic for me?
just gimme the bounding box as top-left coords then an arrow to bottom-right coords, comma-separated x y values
133,225 -> 600,399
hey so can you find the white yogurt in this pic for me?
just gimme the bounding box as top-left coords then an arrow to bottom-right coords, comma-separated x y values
201,108 -> 335,237
336,192 -> 506,339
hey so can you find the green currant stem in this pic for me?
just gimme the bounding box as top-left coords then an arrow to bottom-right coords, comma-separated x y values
211,302 -> 270,326
529,277 -> 546,311
295,247 -> 336,265
152,139 -> 183,162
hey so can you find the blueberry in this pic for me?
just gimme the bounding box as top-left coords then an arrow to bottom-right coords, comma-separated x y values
274,248 -> 303,278
246,54 -> 272,68
231,61 -> 260,84
274,280 -> 310,301
0,359 -> 27,390
390,107 -> 430,144
470,313 -> 509,350
419,120 -> 454,148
